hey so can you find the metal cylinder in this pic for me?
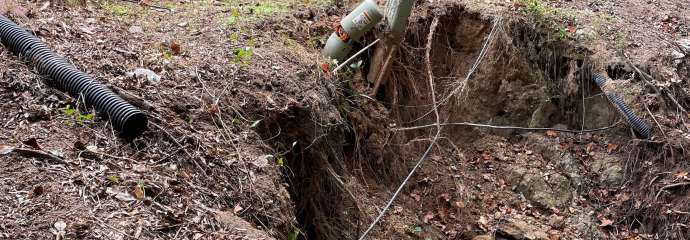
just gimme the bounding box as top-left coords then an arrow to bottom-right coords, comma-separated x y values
323,33 -> 353,61
385,0 -> 414,34
0,16 -> 148,139
340,0 -> 383,41
323,0 -> 383,61
593,74 -> 651,139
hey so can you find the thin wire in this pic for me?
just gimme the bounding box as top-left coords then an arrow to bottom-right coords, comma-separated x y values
332,38 -> 381,74
393,120 -> 623,133
358,17 -> 442,240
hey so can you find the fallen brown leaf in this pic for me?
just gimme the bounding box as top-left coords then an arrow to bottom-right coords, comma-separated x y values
599,218 -> 614,227
233,204 -> 244,213
133,185 -> 145,200
0,145 -> 14,155
546,130 -> 558,137
170,41 -> 181,55
422,212 -> 434,223
607,143 -> 618,153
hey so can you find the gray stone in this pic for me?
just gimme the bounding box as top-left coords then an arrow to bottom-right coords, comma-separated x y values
506,134 -> 582,209
672,50 -> 685,59
128,25 -> 143,34
497,218 -> 550,240
507,165 -> 574,209
536,141 -> 583,188
574,28 -> 596,41
590,152 -> 623,185
126,68 -> 161,83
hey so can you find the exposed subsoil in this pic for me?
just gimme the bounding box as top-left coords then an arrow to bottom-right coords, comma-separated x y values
1,0 -> 690,240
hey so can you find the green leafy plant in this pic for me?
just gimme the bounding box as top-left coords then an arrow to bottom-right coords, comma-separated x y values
275,155 -> 285,166
229,31 -> 240,42
287,228 -> 301,240
517,0 -> 554,17
106,175 -> 119,183
63,104 -> 76,116
557,27 -> 567,40
227,8 -> 240,26
102,2 -> 130,16
63,104 -> 95,126
232,47 -> 253,66
250,2 -> 285,16
406,225 -> 423,235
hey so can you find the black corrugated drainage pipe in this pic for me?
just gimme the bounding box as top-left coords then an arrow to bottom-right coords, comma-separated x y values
593,73 -> 652,139
0,15 -> 147,139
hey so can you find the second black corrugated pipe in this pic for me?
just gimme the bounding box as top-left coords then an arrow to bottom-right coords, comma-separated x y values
593,73 -> 652,139
0,15 -> 147,138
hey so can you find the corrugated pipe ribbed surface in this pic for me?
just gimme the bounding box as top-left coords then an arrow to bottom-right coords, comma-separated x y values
593,74 -> 652,139
0,15 -> 147,138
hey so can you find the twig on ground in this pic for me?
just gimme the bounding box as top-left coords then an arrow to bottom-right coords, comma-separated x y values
150,121 -> 208,177
674,42 -> 690,55
92,215 -> 136,239
643,100 -> 667,139
83,148 -> 140,163
8,147 -> 68,164
119,0 -> 171,11
655,182 -> 690,200
108,85 -> 156,111
358,16 -> 442,240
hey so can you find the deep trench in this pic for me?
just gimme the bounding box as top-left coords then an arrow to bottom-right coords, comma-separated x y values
257,6 -> 624,240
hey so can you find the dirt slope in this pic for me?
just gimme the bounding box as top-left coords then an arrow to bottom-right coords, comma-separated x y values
0,0 -> 689,239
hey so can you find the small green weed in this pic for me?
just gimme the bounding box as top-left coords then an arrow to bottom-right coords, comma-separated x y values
106,175 -> 119,183
275,155 -> 285,166
103,2 -> 130,16
287,228 -> 301,240
557,27 -> 567,40
227,8 -> 240,26
250,2 -> 285,16
232,38 -> 255,66
406,225 -> 423,235
232,47 -> 253,66
62,104 -> 95,126
229,31 -> 240,42
517,0 -> 554,18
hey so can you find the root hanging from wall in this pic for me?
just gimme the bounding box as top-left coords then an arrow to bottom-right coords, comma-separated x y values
252,4 -> 687,239
256,102 -> 363,240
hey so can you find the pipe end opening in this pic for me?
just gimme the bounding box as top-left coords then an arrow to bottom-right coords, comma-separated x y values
120,112 -> 148,139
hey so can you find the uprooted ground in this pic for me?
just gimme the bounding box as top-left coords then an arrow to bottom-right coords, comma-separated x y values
0,0 -> 689,239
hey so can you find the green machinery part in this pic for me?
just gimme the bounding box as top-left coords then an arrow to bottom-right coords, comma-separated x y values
323,0 -> 383,61
385,0 -> 414,35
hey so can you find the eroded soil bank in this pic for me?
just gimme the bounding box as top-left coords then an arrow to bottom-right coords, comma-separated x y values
260,4 -> 690,240
1,0 -> 689,239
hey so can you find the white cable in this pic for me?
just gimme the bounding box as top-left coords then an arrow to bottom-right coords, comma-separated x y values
358,17 -> 442,240
332,38 -> 381,74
